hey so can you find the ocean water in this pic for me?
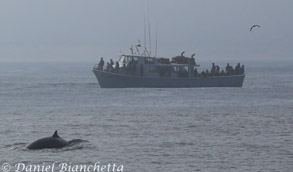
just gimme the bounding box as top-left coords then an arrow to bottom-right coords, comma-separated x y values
0,61 -> 292,172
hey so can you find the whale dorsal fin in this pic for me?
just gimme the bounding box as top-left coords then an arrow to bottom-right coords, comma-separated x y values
52,130 -> 59,138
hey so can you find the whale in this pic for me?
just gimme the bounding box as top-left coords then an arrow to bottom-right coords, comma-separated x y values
27,131 -> 69,150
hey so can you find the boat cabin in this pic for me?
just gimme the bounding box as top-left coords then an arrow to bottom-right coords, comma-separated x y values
117,54 -> 198,78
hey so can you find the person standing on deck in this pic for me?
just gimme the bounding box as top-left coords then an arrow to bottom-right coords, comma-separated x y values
98,57 -> 104,70
240,65 -> 245,75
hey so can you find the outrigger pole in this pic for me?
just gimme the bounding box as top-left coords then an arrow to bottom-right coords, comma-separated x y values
148,2 -> 152,56
155,23 -> 158,57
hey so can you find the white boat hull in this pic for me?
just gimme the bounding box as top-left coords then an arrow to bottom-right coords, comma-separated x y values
93,69 -> 245,88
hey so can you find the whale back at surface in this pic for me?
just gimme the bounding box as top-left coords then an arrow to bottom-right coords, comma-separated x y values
27,131 -> 68,150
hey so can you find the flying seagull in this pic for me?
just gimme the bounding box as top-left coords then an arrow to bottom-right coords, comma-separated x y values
250,25 -> 261,32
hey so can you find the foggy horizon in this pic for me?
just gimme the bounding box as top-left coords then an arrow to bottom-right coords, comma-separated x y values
0,0 -> 292,63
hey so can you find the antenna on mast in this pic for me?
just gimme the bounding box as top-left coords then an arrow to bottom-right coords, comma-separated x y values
144,16 -> 147,51
147,1 -> 151,55
142,15 -> 150,56
155,23 -> 158,57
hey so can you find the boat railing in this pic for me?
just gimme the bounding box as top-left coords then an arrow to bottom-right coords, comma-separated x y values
93,64 -> 104,71
93,64 -> 99,69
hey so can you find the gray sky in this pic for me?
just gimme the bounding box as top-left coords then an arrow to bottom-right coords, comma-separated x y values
0,0 -> 292,62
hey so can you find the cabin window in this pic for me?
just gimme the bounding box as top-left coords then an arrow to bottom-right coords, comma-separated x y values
172,66 -> 179,73
173,66 -> 189,77
173,66 -> 189,72
144,58 -> 155,64
120,56 -> 138,65
157,66 -> 172,77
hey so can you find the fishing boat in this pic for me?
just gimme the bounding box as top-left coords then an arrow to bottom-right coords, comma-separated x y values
92,48 -> 245,88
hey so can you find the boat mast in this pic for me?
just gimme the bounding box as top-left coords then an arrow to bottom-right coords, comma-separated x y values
143,16 -> 150,57
144,16 -> 147,53
148,2 -> 152,56
155,23 -> 158,57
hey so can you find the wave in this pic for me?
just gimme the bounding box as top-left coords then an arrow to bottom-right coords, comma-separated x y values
27,83 -> 98,89
5,142 -> 27,151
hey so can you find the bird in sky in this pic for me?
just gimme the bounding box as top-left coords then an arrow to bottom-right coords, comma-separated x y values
250,25 -> 261,32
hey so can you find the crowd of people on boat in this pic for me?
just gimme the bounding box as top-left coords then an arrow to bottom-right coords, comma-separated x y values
195,63 -> 245,77
96,57 -> 245,78
96,57 -> 137,74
